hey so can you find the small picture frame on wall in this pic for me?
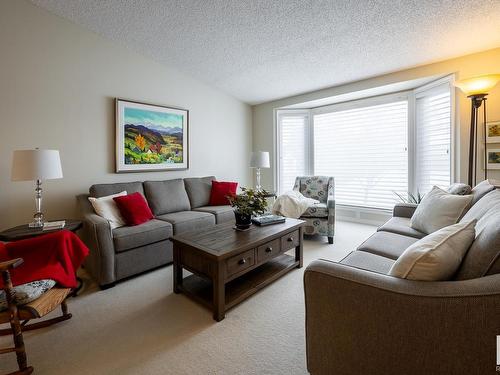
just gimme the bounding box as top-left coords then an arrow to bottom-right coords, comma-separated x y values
486,121 -> 500,143
487,148 -> 500,170
115,99 -> 189,172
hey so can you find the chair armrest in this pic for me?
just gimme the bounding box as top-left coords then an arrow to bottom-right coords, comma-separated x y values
327,177 -> 335,209
304,259 -> 500,375
0,258 -> 23,272
392,202 -> 417,218
326,198 -> 335,209
77,194 -> 116,285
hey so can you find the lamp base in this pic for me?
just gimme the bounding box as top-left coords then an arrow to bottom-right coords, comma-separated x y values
28,222 -> 44,228
28,211 -> 44,228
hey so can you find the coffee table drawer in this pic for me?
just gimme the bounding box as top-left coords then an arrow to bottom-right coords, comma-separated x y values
226,249 -> 255,277
281,229 -> 300,251
257,238 -> 281,262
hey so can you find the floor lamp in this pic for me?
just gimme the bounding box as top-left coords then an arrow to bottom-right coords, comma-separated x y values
455,74 -> 500,186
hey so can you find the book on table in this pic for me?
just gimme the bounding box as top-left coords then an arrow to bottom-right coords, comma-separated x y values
43,220 -> 66,230
252,214 -> 286,226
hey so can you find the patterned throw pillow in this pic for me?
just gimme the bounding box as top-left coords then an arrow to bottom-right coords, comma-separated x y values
0,279 -> 56,311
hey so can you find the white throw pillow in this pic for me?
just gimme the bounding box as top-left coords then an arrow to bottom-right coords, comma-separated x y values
410,186 -> 472,234
388,220 -> 476,281
88,191 -> 127,229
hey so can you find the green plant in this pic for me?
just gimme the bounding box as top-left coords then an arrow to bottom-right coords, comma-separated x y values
393,190 -> 424,204
227,187 -> 269,216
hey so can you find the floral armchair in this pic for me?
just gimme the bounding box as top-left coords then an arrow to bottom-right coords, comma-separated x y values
293,176 -> 335,244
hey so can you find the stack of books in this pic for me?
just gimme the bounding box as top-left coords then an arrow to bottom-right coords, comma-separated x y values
252,214 -> 286,226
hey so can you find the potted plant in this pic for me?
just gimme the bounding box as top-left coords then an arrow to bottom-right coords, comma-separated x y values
227,187 -> 269,230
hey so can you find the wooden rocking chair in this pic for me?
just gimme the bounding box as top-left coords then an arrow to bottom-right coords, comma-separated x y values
0,258 -> 72,375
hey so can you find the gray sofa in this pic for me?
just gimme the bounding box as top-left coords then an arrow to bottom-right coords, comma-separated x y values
304,180 -> 500,375
77,176 -> 234,288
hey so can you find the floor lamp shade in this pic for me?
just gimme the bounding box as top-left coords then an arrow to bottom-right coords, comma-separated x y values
11,149 -> 63,181
454,74 -> 500,96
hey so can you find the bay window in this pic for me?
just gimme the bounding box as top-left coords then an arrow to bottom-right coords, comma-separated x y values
276,78 -> 453,211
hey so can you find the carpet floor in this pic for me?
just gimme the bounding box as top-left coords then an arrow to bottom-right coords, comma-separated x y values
0,221 -> 376,375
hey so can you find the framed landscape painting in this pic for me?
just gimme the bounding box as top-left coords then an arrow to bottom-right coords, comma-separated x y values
487,148 -> 500,170
116,99 -> 188,172
486,121 -> 500,143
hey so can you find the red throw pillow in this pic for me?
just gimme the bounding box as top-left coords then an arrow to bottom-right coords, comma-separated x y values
209,181 -> 238,206
113,192 -> 153,226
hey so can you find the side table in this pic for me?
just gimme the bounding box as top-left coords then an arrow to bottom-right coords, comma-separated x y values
0,220 -> 83,241
0,219 -> 84,296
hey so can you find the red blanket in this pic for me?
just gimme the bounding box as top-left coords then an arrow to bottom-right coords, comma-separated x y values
0,230 -> 89,288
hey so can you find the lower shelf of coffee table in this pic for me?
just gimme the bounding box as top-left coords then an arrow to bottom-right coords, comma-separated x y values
179,253 -> 298,311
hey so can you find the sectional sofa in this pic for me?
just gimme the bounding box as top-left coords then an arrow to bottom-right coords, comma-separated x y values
304,180 -> 500,375
77,176 -> 233,288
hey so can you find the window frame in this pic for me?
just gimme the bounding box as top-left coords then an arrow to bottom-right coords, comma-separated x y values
275,109 -> 312,194
274,75 -> 456,214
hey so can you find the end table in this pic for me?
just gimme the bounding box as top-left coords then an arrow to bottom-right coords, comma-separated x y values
0,219 -> 84,295
0,219 -> 83,242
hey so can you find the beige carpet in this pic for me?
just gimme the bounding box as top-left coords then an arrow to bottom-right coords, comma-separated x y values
0,221 -> 376,375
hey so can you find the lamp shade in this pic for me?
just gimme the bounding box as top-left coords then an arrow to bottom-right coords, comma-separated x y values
454,74 -> 500,96
250,151 -> 270,168
11,149 -> 63,181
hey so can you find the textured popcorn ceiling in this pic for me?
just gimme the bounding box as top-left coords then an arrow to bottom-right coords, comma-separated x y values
31,0 -> 500,104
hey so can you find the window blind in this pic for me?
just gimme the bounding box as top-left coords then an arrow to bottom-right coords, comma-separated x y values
277,112 -> 309,193
415,85 -> 451,194
313,100 -> 408,210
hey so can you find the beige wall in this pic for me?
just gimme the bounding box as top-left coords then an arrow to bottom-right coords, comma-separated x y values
0,0 -> 252,230
253,48 -> 500,191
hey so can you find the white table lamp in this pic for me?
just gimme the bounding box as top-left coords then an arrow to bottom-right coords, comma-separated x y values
250,151 -> 270,191
11,149 -> 63,227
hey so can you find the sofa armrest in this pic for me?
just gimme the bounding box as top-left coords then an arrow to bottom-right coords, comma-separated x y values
76,194 -> 116,286
392,202 -> 417,218
304,259 -> 500,375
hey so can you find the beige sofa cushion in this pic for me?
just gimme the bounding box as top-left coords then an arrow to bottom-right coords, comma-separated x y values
389,220 -> 476,281
340,251 -> 395,274
357,231 -> 419,260
377,217 -> 426,239
455,192 -> 500,280
410,186 -> 472,234
460,189 -> 500,226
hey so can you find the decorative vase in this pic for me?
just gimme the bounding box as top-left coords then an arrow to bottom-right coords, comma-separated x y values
234,211 -> 252,230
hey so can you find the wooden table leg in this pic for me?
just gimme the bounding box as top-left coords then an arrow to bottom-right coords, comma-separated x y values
296,227 -> 303,268
213,262 -> 225,321
173,245 -> 182,294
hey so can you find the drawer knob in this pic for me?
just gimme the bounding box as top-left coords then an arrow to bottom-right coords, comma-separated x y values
265,247 -> 273,253
238,258 -> 247,265
287,237 -> 294,242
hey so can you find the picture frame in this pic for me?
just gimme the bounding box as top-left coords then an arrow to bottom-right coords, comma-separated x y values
486,121 -> 500,143
487,148 -> 500,170
115,98 -> 189,172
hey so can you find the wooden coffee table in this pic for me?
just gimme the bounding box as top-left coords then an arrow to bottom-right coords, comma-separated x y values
171,218 -> 305,321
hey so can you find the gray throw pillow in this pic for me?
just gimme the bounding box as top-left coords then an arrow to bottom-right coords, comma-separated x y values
447,183 -> 471,195
470,179 -> 496,206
